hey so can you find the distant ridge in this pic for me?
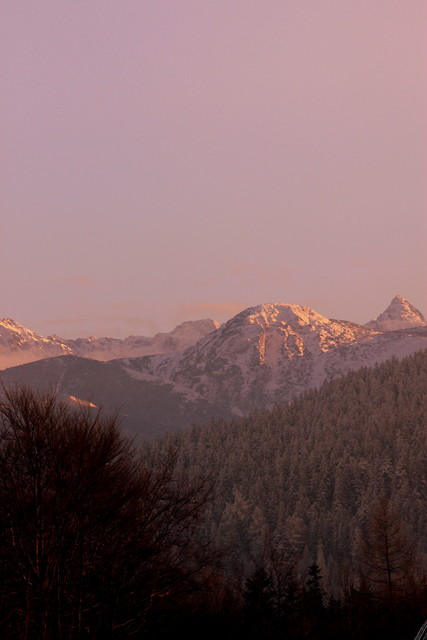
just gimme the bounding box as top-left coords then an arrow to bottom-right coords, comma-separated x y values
1,296 -> 425,438
0,318 -> 219,369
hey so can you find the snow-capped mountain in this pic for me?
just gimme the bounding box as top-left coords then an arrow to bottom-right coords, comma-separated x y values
1,296 -> 425,437
119,299 -> 427,416
63,319 -> 219,360
364,295 -> 426,331
0,318 -> 219,369
0,318 -> 72,367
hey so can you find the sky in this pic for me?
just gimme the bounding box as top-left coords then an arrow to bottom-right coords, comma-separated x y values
2,1 -> 426,338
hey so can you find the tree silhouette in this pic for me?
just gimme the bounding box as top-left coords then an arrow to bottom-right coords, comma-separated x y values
0,387 -> 212,639
243,566 -> 274,638
359,496 -> 415,614
305,562 -> 325,614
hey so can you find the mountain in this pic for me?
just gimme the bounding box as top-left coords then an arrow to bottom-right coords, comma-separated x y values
119,300 -> 427,416
0,318 -> 218,369
364,295 -> 426,331
63,318 -> 219,360
1,296 -> 425,438
0,319 -> 71,367
0,355 -> 230,438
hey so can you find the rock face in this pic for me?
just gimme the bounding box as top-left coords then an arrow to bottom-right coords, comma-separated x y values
0,318 -> 219,369
365,295 -> 426,332
1,297 -> 426,438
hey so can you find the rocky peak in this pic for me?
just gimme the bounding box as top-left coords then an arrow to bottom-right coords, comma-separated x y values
1,318 -> 29,333
365,296 -> 426,332
0,318 -> 45,344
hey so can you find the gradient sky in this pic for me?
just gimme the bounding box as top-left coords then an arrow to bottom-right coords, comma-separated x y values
2,1 -> 426,338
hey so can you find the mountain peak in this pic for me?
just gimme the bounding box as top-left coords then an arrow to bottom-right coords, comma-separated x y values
0,318 -> 38,337
365,296 -> 426,332
1,317 -> 24,329
232,302 -> 330,329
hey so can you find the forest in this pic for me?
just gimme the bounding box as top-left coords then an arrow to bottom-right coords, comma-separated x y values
149,349 -> 427,638
0,350 -> 426,638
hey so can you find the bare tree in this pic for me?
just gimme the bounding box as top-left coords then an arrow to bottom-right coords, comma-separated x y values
359,496 -> 415,614
0,387 -> 212,639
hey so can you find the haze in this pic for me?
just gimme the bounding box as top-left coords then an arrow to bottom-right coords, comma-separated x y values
2,1 -> 426,338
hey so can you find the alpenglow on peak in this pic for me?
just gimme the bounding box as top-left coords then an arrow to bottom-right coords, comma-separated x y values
364,295 -> 426,332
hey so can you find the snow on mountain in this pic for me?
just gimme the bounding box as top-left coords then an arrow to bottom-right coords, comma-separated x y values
120,301 -> 427,417
64,319 -> 219,359
66,395 -> 97,408
0,318 -> 71,367
364,295 -> 426,331
0,318 -> 219,369
1,297 -> 426,437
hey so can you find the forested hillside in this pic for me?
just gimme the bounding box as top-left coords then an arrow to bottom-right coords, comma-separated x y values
152,350 -> 427,593
1,354 -> 425,638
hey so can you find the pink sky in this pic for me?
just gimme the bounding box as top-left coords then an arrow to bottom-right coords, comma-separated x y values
1,1 -> 426,338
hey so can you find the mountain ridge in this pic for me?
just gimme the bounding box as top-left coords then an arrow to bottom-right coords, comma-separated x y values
0,318 -> 219,368
118,299 -> 426,417
1,296 -> 425,437
2,295 -> 425,369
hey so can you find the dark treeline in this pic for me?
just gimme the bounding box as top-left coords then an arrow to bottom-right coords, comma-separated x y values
0,350 -> 426,638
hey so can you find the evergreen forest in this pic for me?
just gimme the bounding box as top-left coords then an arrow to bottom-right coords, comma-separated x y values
148,349 -> 427,638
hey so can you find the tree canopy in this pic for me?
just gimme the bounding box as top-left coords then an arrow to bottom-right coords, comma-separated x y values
0,387 -> 212,639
